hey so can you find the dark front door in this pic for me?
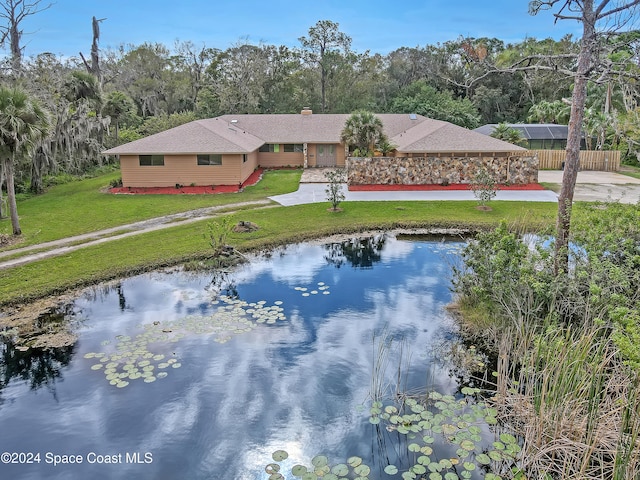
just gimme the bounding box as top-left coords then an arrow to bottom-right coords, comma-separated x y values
317,144 -> 337,166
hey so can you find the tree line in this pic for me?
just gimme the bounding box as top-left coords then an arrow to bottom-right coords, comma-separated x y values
1,4 -> 640,236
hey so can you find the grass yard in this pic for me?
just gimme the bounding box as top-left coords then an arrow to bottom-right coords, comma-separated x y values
0,169 -> 302,248
0,200 -> 557,305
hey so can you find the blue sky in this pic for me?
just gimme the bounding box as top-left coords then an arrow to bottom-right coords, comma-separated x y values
18,0 -> 580,58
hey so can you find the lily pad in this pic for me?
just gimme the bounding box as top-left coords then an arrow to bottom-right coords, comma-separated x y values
347,456 -> 362,468
312,455 -> 328,468
384,465 -> 398,475
331,464 -> 349,476
272,450 -> 288,462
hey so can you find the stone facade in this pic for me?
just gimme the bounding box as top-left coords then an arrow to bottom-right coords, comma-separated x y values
346,155 -> 538,185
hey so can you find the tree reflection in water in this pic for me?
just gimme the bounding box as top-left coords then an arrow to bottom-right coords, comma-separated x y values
324,234 -> 387,269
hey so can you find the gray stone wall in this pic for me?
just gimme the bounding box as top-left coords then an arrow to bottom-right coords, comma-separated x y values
346,155 -> 538,185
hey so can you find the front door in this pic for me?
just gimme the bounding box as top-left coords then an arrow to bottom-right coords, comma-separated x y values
316,144 -> 337,166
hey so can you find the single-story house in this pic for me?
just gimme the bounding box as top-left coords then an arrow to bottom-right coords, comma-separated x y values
104,111 -> 532,188
474,123 -> 586,150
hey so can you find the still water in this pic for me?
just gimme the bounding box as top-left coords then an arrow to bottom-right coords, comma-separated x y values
0,235 -> 467,480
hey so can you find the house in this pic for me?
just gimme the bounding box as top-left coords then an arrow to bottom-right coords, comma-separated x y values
104,111 -> 533,188
473,123 -> 585,150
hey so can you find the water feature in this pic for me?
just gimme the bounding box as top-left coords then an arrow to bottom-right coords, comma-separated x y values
0,234 -> 497,480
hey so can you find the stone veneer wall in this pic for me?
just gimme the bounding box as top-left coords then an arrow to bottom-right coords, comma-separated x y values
346,155 -> 538,185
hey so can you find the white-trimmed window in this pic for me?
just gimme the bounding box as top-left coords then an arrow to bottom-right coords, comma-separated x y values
139,155 -> 164,166
197,154 -> 222,165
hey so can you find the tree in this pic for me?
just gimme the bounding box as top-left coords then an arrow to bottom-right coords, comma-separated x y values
490,123 -> 528,147
299,20 -> 352,112
527,100 -> 571,123
0,87 -> 49,235
0,0 -> 51,73
529,0 -> 640,274
79,16 -> 106,82
103,91 -> 136,141
390,80 -> 481,128
341,110 -> 384,156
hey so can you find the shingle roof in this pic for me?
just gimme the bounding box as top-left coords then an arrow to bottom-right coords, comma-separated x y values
396,120 -> 526,153
104,114 -> 526,155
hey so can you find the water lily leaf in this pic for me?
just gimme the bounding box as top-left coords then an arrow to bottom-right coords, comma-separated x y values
428,462 -> 442,473
272,450 -> 288,461
369,416 -> 380,425
460,440 -> 475,451
420,446 -> 433,455
428,473 -> 442,480
331,463 -> 349,477
331,464 -> 349,476
157,372 -> 168,379
463,462 -> 476,471
171,363 -> 182,368
354,464 -> 370,476
493,441 -> 505,450
439,459 -> 452,469
423,435 -> 435,444
488,450 -> 502,461
301,473 -> 317,480
417,455 -> 430,466
347,456 -> 362,468
385,405 -> 398,414
291,464 -> 307,476
384,465 -> 398,475
411,464 -> 426,475
499,433 -> 517,445
91,364 -> 103,370
402,472 -> 417,480
314,465 -> 330,476
269,473 -> 284,480
323,474 -> 338,480
485,474 -> 502,480
312,455 -> 328,468
442,424 -> 457,435
408,443 -> 421,452
143,376 -> 156,383
265,463 -> 280,474
476,453 -> 491,465
444,473 -> 459,480
397,425 -> 409,434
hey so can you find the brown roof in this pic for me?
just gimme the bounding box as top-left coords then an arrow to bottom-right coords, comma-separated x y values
103,113 -> 525,155
393,119 -> 527,153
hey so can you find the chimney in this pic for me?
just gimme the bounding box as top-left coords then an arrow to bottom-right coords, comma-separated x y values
301,108 -> 312,115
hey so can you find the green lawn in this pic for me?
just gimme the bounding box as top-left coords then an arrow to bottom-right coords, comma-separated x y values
0,169 -> 302,248
0,200 -> 557,305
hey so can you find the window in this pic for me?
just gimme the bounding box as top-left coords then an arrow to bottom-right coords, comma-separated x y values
139,155 -> 164,166
259,144 -> 280,153
242,154 -> 248,163
197,154 -> 222,165
283,144 -> 303,152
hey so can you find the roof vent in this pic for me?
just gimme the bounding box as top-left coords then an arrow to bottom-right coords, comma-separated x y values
301,108 -> 313,115
409,113 -> 417,120
230,119 -> 238,124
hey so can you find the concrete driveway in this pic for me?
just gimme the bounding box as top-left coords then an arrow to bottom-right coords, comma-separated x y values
269,169 -> 640,206
538,170 -> 640,203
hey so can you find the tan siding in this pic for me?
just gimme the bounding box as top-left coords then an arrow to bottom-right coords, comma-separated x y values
257,151 -> 304,167
240,151 -> 259,182
121,154 -> 244,187
307,144 -> 317,167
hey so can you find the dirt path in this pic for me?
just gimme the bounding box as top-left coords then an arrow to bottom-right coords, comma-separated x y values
0,199 -> 274,270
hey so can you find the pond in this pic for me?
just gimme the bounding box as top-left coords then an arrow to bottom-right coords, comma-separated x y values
0,234 -> 504,480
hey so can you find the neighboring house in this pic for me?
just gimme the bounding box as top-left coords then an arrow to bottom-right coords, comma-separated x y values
474,123 -> 586,150
104,110 -> 528,188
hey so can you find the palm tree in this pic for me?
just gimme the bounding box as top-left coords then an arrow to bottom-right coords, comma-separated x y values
103,91 -> 136,141
341,110 -> 384,156
0,87 -> 50,235
490,123 -> 527,147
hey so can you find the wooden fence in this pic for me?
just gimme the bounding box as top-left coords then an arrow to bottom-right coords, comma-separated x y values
528,150 -> 621,171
